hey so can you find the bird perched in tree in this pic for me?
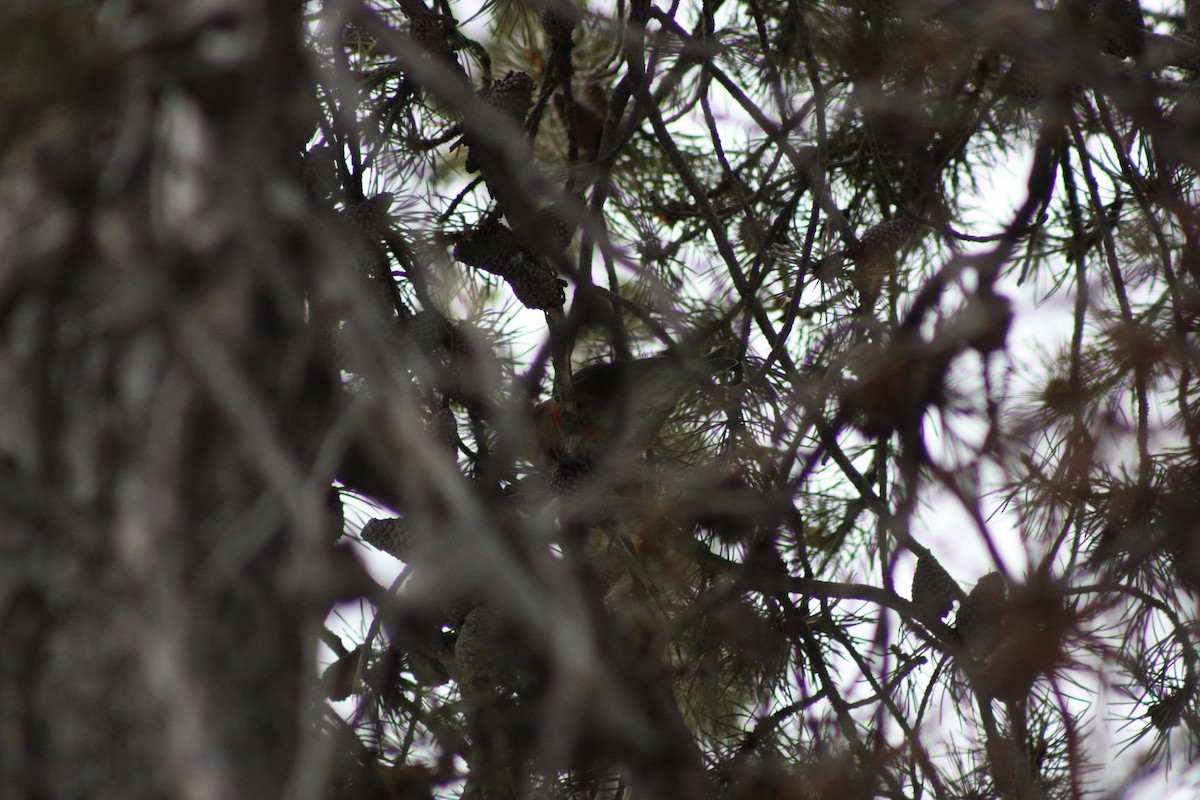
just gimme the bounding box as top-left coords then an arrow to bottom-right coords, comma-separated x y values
530,350 -> 734,487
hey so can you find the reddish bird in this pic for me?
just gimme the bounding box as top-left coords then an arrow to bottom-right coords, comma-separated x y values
530,351 -> 733,486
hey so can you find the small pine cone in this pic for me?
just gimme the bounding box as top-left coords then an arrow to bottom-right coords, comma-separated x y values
406,9 -> 460,69
956,572 -> 1007,656
855,215 -> 915,261
480,70 -> 536,120
452,218 -> 565,309
452,217 -> 522,273
851,215 -> 915,307
536,197 -> 581,254
547,448 -> 594,492
504,250 -> 567,310
1148,690 -> 1188,731
1007,58 -> 1047,108
343,192 -> 394,237
453,606 -> 502,690
911,553 -> 958,620
465,71 -> 535,172
539,0 -> 579,44
362,517 -> 411,560
405,309 -> 459,353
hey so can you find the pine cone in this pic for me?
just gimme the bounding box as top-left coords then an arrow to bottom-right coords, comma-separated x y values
911,554 -> 958,620
1007,57 -> 1048,108
1148,690 -> 1188,731
405,8 -> 461,69
504,250 -> 567,309
452,218 -> 565,310
452,606 -> 502,690
536,196 -> 581,254
328,485 -> 346,538
850,215 -> 916,308
341,192 -> 394,240
337,193 -> 393,287
452,216 -> 522,270
405,309 -> 459,353
539,0 -> 579,44
479,71 -> 535,121
858,215 -> 915,253
465,71 -> 535,173
362,517 -> 411,560
546,448 -> 593,492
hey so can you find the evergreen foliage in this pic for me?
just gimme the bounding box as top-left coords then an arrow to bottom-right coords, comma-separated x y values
7,1 -> 1200,799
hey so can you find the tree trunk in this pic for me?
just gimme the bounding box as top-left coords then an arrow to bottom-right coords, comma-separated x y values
0,2 -> 342,797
